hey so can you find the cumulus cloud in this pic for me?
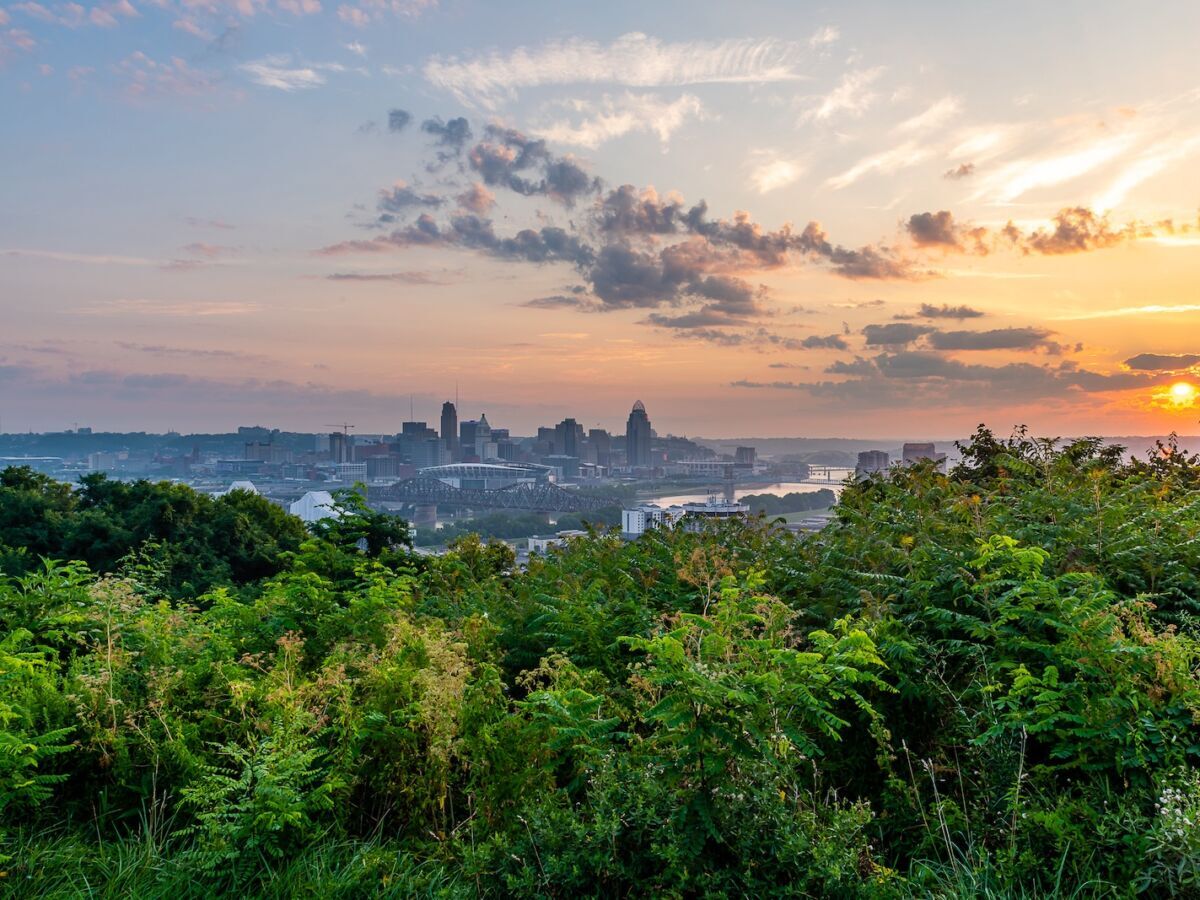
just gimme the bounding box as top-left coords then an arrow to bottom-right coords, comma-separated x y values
862,322 -> 935,346
421,115 -> 472,147
1123,352 -> 1200,371
377,182 -> 444,213
731,351 -> 1171,409
943,162 -> 975,180
913,303 -> 985,319
456,182 -> 495,214
423,32 -> 810,108
467,124 -> 600,205
388,108 -> 411,131
926,327 -> 1057,352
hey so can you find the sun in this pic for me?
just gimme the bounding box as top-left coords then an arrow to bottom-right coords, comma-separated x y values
1169,382 -> 1198,405
1151,381 -> 1200,411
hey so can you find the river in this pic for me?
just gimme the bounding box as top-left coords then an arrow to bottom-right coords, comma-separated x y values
643,470 -> 853,508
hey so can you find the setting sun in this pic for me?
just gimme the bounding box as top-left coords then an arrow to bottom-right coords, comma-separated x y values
1170,382 -> 1198,405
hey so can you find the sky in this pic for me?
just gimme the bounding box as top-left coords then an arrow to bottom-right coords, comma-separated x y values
4,0 -> 1200,439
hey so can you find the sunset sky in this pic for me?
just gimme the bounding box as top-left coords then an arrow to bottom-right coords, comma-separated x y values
4,1 -> 1200,438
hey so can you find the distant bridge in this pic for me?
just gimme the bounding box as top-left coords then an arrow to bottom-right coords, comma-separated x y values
369,477 -> 613,513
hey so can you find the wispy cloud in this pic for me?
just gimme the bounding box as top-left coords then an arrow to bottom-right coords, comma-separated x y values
239,55 -> 331,91
798,67 -> 884,124
2,248 -> 156,266
893,96 -> 961,134
748,152 -> 804,194
78,299 -> 261,317
1053,304 -> 1200,321
827,140 -> 932,190
424,33 -> 811,108
533,92 -> 707,149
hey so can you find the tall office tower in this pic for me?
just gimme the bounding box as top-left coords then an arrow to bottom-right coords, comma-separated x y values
555,417 -> 583,457
625,400 -> 652,468
588,428 -> 612,468
329,431 -> 351,464
475,413 -> 493,459
459,419 -> 479,460
440,401 -> 458,460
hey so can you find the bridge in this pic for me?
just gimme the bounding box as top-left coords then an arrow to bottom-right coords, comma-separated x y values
369,477 -> 614,513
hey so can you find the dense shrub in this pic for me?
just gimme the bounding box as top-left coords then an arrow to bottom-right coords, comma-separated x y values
1,428 -> 1200,896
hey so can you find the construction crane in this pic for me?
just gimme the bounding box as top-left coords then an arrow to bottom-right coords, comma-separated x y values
323,422 -> 357,434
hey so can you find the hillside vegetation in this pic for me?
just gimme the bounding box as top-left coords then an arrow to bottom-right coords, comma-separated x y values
1,426 -> 1199,897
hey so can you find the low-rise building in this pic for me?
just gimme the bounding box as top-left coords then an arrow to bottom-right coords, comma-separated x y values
528,529 -> 588,554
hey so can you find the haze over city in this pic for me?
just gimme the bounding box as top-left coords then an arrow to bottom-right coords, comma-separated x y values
4,1 -> 1200,438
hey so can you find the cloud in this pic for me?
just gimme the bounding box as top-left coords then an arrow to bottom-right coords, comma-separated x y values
943,162 -> 975,180
239,56 -> 327,91
799,67 -> 884,124
900,207 -> 1146,259
1123,352 -> 1200,371
808,25 -> 839,48
424,32 -> 810,108
862,322 -> 934,346
337,4 -> 369,26
325,270 -> 455,284
467,124 -> 600,205
674,327 -> 821,351
912,303 -> 985,319
906,210 -> 987,252
1055,303 -> 1200,321
115,341 -> 268,363
521,290 -> 603,312
456,182 -> 495,214
2,248 -> 157,266
181,242 -> 236,258
893,96 -> 960,134
77,299 -> 261,317
971,130 -> 1138,204
1015,206 -> 1134,255
184,217 -> 235,230
422,116 -> 472,150
827,140 -> 932,190
748,153 -> 804,194
926,327 -> 1056,352
377,181 -> 444,213
732,351 -> 1172,409
533,92 -> 706,149
117,51 -> 218,99
344,41 -> 367,57
388,108 -> 411,131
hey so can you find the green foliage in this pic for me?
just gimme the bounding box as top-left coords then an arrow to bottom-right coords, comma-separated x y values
5,427 -> 1200,895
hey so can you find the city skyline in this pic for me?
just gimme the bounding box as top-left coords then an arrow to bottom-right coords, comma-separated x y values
5,2 -> 1200,437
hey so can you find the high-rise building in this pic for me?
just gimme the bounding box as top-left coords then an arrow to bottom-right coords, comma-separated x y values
555,417 -> 583,457
856,450 -> 890,478
475,413 -> 493,459
901,443 -> 947,472
588,428 -> 612,469
440,401 -> 458,460
329,431 -> 351,464
459,419 -> 480,461
734,446 -> 757,466
625,400 -> 652,469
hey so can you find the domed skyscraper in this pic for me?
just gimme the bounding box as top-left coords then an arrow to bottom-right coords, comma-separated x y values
625,400 -> 652,468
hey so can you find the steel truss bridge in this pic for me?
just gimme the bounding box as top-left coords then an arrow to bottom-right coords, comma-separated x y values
369,477 -> 613,513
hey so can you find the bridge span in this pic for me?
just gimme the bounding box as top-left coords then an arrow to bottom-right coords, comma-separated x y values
369,477 -> 614,513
